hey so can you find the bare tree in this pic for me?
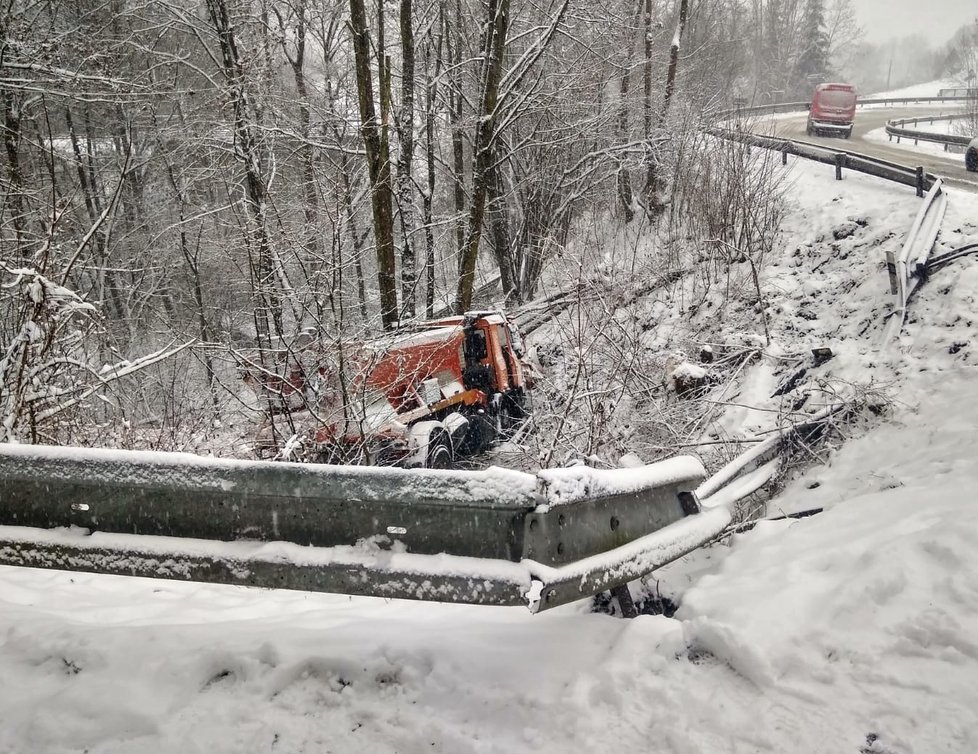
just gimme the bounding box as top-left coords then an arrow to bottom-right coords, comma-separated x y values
349,0 -> 399,329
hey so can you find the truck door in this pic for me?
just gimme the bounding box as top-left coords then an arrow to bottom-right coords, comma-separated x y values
462,325 -> 495,392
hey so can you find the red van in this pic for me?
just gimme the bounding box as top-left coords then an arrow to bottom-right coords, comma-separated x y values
806,83 -> 857,139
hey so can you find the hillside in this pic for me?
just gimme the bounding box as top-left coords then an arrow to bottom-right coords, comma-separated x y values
2,149 -> 977,753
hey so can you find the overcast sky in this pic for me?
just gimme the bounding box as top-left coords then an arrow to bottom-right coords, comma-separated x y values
855,0 -> 976,45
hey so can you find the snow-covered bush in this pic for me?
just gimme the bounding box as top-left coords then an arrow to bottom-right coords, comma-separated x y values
0,265 -> 98,442
0,265 -> 189,445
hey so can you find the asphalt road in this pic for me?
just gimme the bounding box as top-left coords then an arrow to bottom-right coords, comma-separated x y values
769,107 -> 978,193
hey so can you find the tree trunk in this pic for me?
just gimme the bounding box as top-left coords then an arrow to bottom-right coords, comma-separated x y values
288,1 -> 320,256
339,154 -> 371,324
422,9 -> 444,318
487,152 -> 515,300
642,0 -> 654,200
454,0 -> 510,314
397,0 -> 417,318
349,0 -> 399,329
616,0 -> 644,223
205,0 -> 282,347
645,0 -> 690,214
3,92 -> 29,260
447,0 -> 467,273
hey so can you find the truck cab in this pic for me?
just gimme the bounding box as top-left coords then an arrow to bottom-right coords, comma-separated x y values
806,83 -> 857,139
249,311 -> 531,468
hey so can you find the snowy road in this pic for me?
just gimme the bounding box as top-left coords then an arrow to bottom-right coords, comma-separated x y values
769,106 -> 978,193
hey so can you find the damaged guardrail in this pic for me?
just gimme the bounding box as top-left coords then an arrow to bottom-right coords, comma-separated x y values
0,444 -> 731,613
709,125 -> 948,341
882,178 -> 948,342
695,403 -> 850,512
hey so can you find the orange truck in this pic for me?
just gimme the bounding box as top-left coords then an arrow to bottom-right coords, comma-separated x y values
806,82 -> 857,139
249,311 -> 532,468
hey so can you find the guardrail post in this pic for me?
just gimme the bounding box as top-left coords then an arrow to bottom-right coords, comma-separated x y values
835,153 -> 845,181
915,167 -> 924,198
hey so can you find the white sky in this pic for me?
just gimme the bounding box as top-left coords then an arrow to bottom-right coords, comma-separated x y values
855,0 -> 976,45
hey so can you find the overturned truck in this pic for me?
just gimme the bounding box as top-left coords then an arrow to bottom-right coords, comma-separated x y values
0,444 -> 732,613
249,311 -> 532,468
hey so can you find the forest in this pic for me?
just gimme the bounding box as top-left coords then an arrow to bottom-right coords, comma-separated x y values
0,0 -> 972,458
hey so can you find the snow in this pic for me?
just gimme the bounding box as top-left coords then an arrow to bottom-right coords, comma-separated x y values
2,155 -> 978,752
0,443 -> 541,509
669,361 -> 706,382
536,455 -> 704,506
868,78 -> 968,99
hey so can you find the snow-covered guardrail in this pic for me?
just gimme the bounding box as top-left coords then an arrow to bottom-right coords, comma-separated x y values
882,178 -> 948,342
0,443 -> 730,613
695,404 -> 849,512
708,127 -> 941,195
884,113 -> 973,152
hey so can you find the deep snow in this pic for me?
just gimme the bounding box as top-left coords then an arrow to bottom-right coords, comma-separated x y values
2,153 -> 978,753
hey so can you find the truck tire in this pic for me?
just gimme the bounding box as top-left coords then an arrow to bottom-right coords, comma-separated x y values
425,432 -> 453,469
967,148 -> 978,173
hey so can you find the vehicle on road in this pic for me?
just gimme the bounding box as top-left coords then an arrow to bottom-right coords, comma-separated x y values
248,311 -> 532,468
806,83 -> 857,139
967,136 -> 978,172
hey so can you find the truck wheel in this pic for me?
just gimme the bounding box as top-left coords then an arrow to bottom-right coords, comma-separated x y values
967,149 -> 978,173
425,432 -> 453,469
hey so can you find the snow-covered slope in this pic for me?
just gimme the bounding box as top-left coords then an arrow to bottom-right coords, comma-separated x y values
2,158 -> 977,754
869,79 -> 968,99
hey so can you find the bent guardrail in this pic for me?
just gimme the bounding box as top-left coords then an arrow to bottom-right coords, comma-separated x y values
695,403 -> 850,512
0,444 -> 728,612
709,119 -> 949,340
882,178 -> 948,342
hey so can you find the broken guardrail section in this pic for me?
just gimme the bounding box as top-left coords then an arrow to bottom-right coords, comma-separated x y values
0,445 -> 727,613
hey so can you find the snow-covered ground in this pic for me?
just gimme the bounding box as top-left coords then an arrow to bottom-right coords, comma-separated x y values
2,156 -> 978,753
868,79 -> 968,100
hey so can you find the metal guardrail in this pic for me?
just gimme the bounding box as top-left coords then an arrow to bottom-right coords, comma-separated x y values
938,88 -> 977,98
0,444 -> 729,612
882,178 -> 948,342
884,113 -> 973,151
713,96 -> 958,341
722,95 -> 974,119
695,403 -> 850,513
707,127 -> 940,195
